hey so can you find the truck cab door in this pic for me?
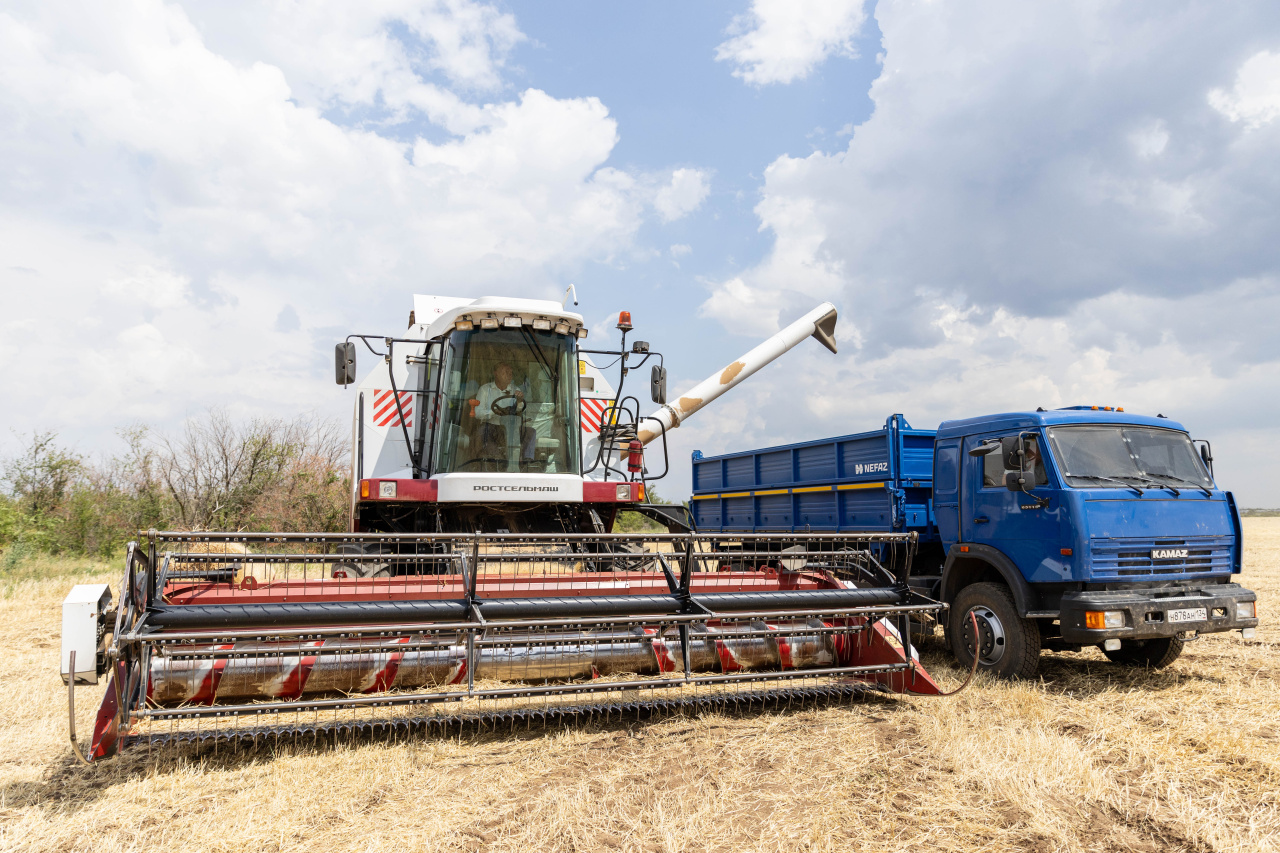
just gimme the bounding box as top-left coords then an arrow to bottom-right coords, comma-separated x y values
963,433 -> 1063,584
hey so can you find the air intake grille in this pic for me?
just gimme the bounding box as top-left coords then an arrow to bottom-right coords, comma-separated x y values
1089,536 -> 1232,579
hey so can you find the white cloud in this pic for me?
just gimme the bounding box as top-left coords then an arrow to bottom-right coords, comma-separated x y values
715,0 -> 868,86
697,278 -> 781,338
652,168 -> 711,222
1129,120 -> 1169,158
1209,49 -> 1280,129
0,0 -> 691,444
688,1 -> 1280,505
667,282 -> 1280,503
181,0 -> 523,116
669,243 -> 692,258
103,266 -> 191,309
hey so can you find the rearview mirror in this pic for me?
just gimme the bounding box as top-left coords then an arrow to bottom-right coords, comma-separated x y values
1004,471 -> 1026,492
1197,440 -> 1214,475
651,365 -> 667,405
335,342 -> 356,385
968,439 -> 1000,457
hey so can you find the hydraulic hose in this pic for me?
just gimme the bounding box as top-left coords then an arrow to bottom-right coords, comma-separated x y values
920,611 -> 980,698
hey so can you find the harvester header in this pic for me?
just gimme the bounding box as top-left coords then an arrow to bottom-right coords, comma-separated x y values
68,529 -> 944,760
61,290 -> 954,762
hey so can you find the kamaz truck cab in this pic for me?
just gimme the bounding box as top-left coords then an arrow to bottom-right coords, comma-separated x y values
690,406 -> 1259,678
936,407 -> 1257,677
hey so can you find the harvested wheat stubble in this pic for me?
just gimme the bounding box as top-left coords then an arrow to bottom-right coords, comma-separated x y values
2,521 -> 1278,853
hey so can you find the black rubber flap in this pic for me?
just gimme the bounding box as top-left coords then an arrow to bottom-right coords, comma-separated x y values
476,594 -> 683,620
147,586 -> 902,630
696,587 -> 900,613
148,598 -> 471,629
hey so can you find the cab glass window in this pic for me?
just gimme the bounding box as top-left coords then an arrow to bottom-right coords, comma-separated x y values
1046,426 -> 1211,489
981,436 -> 1048,489
433,328 -> 580,474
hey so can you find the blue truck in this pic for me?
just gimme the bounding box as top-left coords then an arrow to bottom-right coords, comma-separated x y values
690,409 -> 1259,678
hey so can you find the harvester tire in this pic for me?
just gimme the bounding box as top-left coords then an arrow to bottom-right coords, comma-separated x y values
948,582 -> 1040,680
1102,637 -> 1184,669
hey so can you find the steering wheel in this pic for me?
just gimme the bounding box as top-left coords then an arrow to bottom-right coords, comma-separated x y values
491,393 -> 526,417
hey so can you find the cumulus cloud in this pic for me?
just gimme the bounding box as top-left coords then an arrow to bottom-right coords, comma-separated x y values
715,0 -> 868,85
652,168 -> 711,222
0,0 -> 697,442
694,2 -> 1280,504
1209,49 -> 1280,129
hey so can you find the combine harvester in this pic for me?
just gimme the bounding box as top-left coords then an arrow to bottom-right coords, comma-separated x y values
62,293 -> 948,761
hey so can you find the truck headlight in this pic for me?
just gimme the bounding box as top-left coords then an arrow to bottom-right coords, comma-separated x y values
616,484 -> 630,501
1238,601 -> 1256,619
379,481 -> 397,498
1085,610 -> 1125,629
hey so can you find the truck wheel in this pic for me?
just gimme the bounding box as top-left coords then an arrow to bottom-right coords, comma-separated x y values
948,582 -> 1041,679
1102,637 -> 1184,668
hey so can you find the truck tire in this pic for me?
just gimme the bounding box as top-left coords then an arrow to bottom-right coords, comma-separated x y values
1102,637 -> 1184,668
948,582 -> 1041,679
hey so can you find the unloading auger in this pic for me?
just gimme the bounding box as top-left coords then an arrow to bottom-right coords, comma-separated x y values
66,529 -> 944,760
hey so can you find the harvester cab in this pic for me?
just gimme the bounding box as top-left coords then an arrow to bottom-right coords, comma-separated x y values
337,293 -> 840,539
61,292 -> 952,763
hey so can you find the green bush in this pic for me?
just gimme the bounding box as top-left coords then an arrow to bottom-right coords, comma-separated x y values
0,412 -> 351,559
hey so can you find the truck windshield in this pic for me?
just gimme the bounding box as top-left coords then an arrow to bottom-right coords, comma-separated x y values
1045,426 -> 1212,490
433,328 -> 581,475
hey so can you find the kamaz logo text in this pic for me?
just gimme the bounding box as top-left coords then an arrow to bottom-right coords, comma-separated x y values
855,462 -> 889,475
1151,549 -> 1189,559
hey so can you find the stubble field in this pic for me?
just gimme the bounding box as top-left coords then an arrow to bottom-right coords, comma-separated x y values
1,520 -> 1277,853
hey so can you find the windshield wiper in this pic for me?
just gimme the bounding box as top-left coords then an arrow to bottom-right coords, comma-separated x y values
519,327 -> 555,381
1143,473 -> 1212,497
1066,474 -> 1145,496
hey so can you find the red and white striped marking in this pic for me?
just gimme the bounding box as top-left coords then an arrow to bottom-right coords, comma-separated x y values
372,389 -> 413,427
580,397 -> 609,433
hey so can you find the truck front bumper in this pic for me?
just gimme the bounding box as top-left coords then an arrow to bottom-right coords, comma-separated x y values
1058,582 -> 1258,644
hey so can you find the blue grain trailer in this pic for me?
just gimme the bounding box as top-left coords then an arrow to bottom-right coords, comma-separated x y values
691,411 -> 1258,678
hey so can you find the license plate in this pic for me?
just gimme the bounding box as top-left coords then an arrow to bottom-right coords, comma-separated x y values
1168,607 -> 1206,623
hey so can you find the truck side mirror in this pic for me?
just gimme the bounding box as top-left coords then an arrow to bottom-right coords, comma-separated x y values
1198,441 -> 1214,475
651,365 -> 667,405
1004,471 -> 1025,492
968,439 -> 1000,457
335,342 -> 356,386
1000,435 -> 1022,469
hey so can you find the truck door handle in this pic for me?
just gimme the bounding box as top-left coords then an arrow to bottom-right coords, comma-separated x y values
974,516 -> 989,524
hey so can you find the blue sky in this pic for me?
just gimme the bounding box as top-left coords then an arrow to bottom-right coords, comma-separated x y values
3,1 -> 1280,504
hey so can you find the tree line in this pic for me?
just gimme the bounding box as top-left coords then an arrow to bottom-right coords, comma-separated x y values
0,410 -> 350,559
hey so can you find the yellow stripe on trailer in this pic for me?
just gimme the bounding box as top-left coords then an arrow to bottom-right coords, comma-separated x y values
693,482 -> 884,500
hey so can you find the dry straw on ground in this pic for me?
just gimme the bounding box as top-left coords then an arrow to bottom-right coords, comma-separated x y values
1,521 -> 1277,852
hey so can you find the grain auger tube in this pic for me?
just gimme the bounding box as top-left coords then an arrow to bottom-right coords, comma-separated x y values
64,530 -> 945,760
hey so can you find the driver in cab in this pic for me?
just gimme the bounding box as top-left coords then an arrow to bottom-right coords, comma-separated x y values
475,362 -> 536,464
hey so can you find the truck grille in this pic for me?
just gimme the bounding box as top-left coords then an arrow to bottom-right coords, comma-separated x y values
1089,536 -> 1232,579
